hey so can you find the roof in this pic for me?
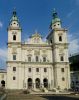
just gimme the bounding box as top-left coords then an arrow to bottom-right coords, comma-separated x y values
69,52 -> 79,57
52,18 -> 61,24
52,9 -> 61,24
30,32 -> 42,38
0,69 -> 7,73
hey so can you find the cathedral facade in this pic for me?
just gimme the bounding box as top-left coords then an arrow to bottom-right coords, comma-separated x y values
6,10 -> 70,90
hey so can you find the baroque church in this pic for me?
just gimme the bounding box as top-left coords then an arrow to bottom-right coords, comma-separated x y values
1,9 -> 70,90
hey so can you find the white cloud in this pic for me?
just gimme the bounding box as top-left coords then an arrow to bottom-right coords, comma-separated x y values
68,34 -> 79,55
0,21 -> 3,28
67,10 -> 74,18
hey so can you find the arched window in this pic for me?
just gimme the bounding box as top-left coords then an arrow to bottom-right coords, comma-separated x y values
13,35 -> 16,40
1,80 -> 5,87
60,56 -> 64,61
28,78 -> 32,88
59,36 -> 62,41
43,78 -> 48,88
35,78 -> 40,88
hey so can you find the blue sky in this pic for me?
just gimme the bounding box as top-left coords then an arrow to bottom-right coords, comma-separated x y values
0,0 -> 79,68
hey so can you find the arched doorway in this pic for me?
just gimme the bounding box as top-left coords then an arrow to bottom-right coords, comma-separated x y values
35,78 -> 40,88
1,80 -> 5,87
43,78 -> 48,88
27,78 -> 32,89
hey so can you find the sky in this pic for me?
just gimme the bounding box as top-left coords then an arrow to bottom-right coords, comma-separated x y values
0,0 -> 79,68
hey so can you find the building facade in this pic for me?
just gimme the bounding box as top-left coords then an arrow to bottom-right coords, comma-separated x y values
69,53 -> 79,89
6,10 -> 70,90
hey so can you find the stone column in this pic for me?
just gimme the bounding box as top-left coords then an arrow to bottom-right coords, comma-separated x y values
32,67 -> 36,90
40,67 -> 44,89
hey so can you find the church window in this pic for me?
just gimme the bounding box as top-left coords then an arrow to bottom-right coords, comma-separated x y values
36,68 -> 39,72
28,68 -> 31,72
13,67 -> 16,71
61,68 -> 64,72
61,56 -> 64,61
60,56 -> 64,61
43,57 -> 46,62
59,36 -> 62,41
13,35 -> 16,40
36,56 -> 39,62
13,76 -> 16,80
28,57 -> 31,62
62,77 -> 65,81
13,55 -> 16,60
44,68 -> 47,72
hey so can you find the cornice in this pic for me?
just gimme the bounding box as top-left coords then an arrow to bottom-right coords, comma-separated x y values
47,28 -> 67,39
54,28 -> 68,32
6,61 -> 53,65
7,27 -> 22,31
21,61 -> 53,65
22,43 -> 51,47
6,61 -> 22,64
7,42 -> 21,48
7,42 -> 69,49
53,62 -> 69,65
6,61 -> 69,66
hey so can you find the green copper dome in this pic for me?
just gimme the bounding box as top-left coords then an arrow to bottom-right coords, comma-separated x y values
52,9 -> 61,24
10,10 -> 19,22
52,17 -> 61,24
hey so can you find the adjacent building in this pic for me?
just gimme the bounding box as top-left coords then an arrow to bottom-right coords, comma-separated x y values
0,69 -> 6,87
69,53 -> 79,88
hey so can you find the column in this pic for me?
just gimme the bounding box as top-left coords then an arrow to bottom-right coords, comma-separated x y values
40,67 -> 44,89
32,67 -> 36,90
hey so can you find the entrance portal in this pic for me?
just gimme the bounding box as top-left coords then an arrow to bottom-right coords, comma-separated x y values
35,78 -> 40,88
27,78 -> 32,89
43,78 -> 48,88
1,80 -> 5,87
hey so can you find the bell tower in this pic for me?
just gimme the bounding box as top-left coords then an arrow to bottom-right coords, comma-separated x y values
47,9 -> 70,89
7,9 -> 22,43
7,10 -> 22,89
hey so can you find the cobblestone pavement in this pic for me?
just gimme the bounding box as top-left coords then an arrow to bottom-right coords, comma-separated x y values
5,93 -> 79,100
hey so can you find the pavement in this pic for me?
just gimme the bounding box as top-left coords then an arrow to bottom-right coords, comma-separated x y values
1,89 -> 79,100
5,91 -> 79,100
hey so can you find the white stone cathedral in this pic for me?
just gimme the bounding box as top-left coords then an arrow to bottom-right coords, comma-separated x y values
6,9 -> 70,90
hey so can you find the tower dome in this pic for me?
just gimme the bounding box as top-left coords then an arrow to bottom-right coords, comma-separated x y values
8,9 -> 21,30
50,9 -> 62,29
